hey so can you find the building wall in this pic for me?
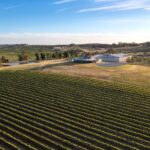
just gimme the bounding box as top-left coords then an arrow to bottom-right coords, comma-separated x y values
97,59 -> 102,63
102,56 -> 129,63
119,57 -> 128,62
102,57 -> 119,62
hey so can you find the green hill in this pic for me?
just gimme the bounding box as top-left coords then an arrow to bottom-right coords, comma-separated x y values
0,71 -> 150,149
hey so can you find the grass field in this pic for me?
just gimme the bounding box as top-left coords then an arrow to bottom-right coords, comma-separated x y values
0,52 -> 37,62
0,71 -> 150,149
1,60 -> 150,88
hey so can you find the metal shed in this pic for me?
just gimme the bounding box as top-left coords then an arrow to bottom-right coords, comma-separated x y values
102,54 -> 129,62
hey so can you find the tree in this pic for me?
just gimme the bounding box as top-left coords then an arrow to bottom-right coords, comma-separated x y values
63,51 -> 70,58
46,53 -> 52,60
18,54 -> 28,61
18,51 -> 28,61
40,53 -> 46,60
0,56 -> 9,63
52,53 -> 56,59
58,52 -> 63,59
35,53 -> 40,61
51,52 -> 59,59
107,49 -> 117,54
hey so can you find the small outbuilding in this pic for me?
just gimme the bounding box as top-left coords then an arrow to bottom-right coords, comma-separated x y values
72,56 -> 96,63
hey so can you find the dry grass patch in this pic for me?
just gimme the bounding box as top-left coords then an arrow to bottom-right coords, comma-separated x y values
1,60 -> 150,88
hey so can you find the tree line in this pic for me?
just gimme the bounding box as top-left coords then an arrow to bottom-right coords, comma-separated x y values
0,49 -> 83,64
34,50 -> 81,61
127,54 -> 150,64
0,56 -> 9,64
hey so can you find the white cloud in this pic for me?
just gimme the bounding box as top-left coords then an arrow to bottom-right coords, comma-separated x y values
79,0 -> 150,13
3,5 -> 21,10
95,0 -> 119,2
53,0 -> 76,5
0,32 -> 150,45
96,18 -> 150,24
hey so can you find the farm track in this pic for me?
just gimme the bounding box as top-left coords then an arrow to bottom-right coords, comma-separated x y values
0,71 -> 150,150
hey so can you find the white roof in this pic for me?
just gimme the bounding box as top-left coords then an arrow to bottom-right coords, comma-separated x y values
92,55 -> 103,59
103,54 -> 128,58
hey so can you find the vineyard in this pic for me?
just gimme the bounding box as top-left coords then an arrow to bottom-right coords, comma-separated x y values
0,71 -> 150,150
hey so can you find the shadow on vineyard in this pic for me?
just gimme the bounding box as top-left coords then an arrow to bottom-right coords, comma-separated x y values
0,71 -> 150,149
30,61 -> 76,71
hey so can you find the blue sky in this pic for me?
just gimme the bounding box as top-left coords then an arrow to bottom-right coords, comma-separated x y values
0,0 -> 150,44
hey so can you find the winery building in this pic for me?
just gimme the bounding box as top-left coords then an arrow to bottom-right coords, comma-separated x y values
101,54 -> 130,63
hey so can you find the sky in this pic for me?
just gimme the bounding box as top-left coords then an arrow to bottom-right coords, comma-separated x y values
0,0 -> 150,44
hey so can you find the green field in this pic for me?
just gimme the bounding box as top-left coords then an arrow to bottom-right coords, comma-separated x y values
0,71 -> 150,149
0,51 -> 42,62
